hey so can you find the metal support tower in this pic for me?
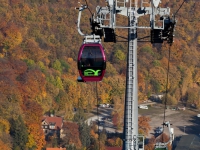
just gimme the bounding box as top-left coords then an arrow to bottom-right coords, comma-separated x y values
76,0 -> 174,149
123,2 -> 139,149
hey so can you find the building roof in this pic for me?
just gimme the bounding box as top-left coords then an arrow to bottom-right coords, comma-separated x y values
175,134 -> 200,150
106,147 -> 122,150
42,116 -> 63,129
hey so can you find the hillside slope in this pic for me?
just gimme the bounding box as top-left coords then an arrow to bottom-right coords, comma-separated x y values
0,0 -> 199,149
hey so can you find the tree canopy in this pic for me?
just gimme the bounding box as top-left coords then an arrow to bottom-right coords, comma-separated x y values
0,0 -> 199,149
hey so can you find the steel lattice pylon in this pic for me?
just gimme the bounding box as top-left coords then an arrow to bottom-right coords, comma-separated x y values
76,0 -> 174,149
123,5 -> 139,150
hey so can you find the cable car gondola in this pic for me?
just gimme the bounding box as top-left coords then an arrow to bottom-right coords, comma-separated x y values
77,43 -> 106,82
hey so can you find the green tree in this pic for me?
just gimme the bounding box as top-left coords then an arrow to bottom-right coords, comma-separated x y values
113,50 -> 126,62
10,115 -> 28,150
37,61 -> 46,72
140,46 -> 154,55
60,59 -> 70,72
104,62 -> 117,77
187,88 -> 200,105
52,59 -> 62,72
152,60 -> 161,67
150,78 -> 161,93
47,75 -> 63,90
51,133 -> 58,147
79,122 -> 91,148
24,59 -> 36,69
99,129 -> 107,145
65,144 -> 77,150
73,108 -> 86,123
161,93 -> 178,105
55,76 -> 63,89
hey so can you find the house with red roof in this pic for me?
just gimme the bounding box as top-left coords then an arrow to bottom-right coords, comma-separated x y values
41,115 -> 63,136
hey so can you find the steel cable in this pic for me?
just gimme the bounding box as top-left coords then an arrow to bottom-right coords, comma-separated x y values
95,81 -> 100,150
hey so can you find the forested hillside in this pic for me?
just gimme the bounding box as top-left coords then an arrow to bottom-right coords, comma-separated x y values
0,0 -> 199,149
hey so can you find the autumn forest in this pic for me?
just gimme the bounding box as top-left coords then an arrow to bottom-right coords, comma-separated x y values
0,0 -> 199,149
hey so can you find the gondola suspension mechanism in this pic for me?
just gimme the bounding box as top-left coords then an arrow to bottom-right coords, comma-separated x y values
76,3 -> 107,82
76,0 -> 117,82
75,0 -> 186,149
153,1 -> 187,149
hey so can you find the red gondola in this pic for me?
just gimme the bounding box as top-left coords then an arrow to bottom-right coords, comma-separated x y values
77,43 -> 106,82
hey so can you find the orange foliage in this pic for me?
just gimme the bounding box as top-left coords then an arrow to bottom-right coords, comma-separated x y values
0,59 -> 27,103
21,69 -> 46,101
2,24 -> 22,49
61,122 -> 82,148
10,46 -> 27,60
22,100 -> 43,123
24,39 -> 49,62
107,137 -> 122,147
90,129 -> 98,139
138,116 -> 151,136
0,0 -> 199,148
10,0 -> 21,6
0,139 -> 11,150
27,123 -> 46,150
22,100 -> 45,149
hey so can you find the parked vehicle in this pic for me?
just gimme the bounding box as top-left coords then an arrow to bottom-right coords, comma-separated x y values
138,105 -> 148,109
171,107 -> 177,111
99,103 -> 111,108
155,127 -> 163,134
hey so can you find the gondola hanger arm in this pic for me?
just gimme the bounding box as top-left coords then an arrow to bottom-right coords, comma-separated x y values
76,4 -> 88,36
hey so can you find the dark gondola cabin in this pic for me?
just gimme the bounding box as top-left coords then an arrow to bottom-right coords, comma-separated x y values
77,43 -> 106,82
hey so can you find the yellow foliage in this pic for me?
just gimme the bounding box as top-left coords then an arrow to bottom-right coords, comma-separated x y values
64,102 -> 74,120
197,36 -> 200,44
1,0 -> 9,7
0,53 -> 4,58
100,91 -> 110,104
149,66 -> 168,92
26,134 -> 36,148
3,25 -> 22,49
98,82 -> 112,103
5,12 -> 12,22
115,137 -> 123,146
27,123 -> 46,150
20,4 -> 33,20
194,70 -> 200,83
67,57 -> 74,62
0,117 -> 10,134
42,91 -> 47,98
